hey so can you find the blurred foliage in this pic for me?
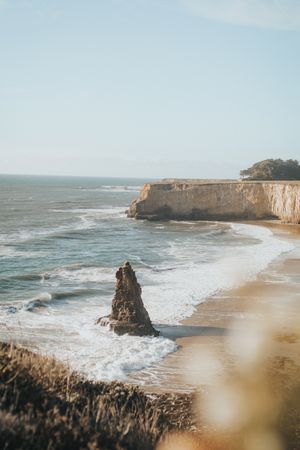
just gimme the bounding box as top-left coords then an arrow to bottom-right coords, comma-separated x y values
158,309 -> 300,450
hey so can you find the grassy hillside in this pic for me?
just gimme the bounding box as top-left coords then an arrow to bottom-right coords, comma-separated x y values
0,343 -> 193,450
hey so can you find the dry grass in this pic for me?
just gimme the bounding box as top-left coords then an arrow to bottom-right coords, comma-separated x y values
1,342 -> 300,450
0,343 -> 193,450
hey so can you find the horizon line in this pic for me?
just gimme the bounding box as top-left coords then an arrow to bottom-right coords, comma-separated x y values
0,172 -> 159,180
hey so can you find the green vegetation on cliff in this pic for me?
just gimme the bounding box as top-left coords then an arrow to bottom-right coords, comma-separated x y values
240,159 -> 300,180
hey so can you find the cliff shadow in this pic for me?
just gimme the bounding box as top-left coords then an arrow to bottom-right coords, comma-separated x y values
154,324 -> 228,340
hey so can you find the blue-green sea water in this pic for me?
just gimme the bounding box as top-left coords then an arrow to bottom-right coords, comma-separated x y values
0,175 -> 293,382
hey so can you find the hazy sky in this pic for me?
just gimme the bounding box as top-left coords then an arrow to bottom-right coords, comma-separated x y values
1,0 -> 299,178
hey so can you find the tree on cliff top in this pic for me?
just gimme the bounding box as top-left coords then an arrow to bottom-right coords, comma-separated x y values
240,159 -> 300,180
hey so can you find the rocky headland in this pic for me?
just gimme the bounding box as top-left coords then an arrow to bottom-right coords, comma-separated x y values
127,180 -> 300,224
97,261 -> 159,337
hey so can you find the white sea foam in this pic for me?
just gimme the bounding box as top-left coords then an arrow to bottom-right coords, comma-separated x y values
0,245 -> 19,258
1,300 -> 176,381
22,292 -> 53,311
73,185 -> 141,193
0,226 -> 73,245
0,245 -> 46,259
77,207 -> 125,228
0,208 -> 126,245
53,207 -> 125,216
55,266 -> 115,283
140,223 -> 294,325
100,185 -> 142,193
56,331 -> 176,381
52,207 -> 126,230
0,222 -> 294,382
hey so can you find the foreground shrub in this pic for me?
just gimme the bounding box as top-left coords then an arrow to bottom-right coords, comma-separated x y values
0,343 -> 193,450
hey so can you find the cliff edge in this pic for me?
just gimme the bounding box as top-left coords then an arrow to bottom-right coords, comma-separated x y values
127,180 -> 300,224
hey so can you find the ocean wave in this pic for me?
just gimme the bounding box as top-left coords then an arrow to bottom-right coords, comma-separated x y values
126,254 -> 176,273
0,292 -> 54,314
0,225 -> 77,245
23,293 -> 53,311
16,288 -> 101,312
1,264 -> 117,287
0,245 -> 46,259
0,300 -> 176,382
230,222 -> 274,239
0,245 -> 18,258
54,266 -> 116,283
0,208 -> 126,245
57,334 -> 176,381
101,185 -> 142,192
77,207 -> 125,228
52,207 -> 126,230
73,185 -> 142,193
0,289 -> 101,315
141,223 -> 294,325
152,265 -> 176,273
52,207 -> 125,216
0,273 -> 45,283
126,254 -> 154,270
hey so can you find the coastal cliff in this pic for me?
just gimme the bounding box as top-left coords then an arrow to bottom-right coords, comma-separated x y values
127,180 -> 300,224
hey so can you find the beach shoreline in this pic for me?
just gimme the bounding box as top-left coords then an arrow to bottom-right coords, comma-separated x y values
128,220 -> 300,393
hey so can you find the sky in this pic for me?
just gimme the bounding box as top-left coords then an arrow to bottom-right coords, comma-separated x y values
0,0 -> 299,179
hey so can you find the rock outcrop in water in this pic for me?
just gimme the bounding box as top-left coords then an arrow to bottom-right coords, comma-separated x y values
127,180 -> 300,224
97,261 -> 159,337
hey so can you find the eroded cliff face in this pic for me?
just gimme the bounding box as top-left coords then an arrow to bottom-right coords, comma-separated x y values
127,180 -> 300,224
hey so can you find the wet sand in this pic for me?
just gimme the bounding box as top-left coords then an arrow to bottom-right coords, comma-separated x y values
128,221 -> 300,393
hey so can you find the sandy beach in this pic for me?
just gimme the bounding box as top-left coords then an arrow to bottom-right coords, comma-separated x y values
129,221 -> 300,393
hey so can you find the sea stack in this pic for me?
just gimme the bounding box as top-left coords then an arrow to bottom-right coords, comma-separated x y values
97,261 -> 159,337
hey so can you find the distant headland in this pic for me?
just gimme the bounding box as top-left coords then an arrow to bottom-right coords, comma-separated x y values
127,179 -> 300,224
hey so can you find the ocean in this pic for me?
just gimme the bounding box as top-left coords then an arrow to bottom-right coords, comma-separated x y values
0,174 -> 294,383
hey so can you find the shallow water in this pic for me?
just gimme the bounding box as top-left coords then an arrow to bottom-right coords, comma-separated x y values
0,175 -> 294,382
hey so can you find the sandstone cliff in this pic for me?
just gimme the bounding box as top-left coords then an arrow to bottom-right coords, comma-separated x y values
127,180 -> 300,224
